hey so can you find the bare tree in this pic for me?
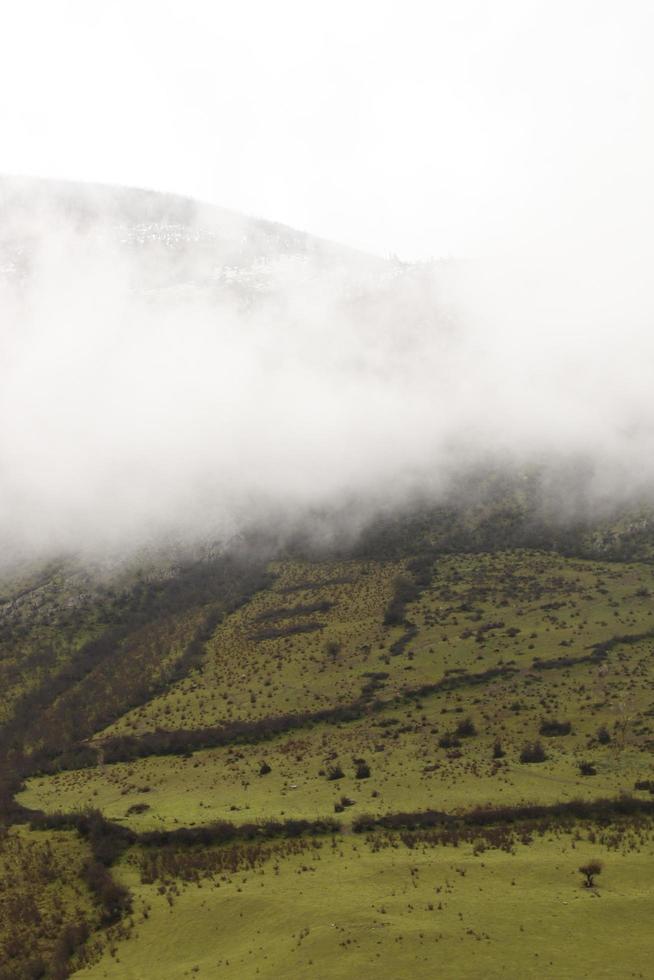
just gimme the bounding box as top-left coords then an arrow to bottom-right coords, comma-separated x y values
579,860 -> 603,888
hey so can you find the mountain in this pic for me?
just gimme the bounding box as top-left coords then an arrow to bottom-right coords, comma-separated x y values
1,180 -> 654,980
0,175 -> 384,293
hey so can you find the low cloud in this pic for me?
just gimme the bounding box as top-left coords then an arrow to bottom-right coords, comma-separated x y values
1,178 -> 654,562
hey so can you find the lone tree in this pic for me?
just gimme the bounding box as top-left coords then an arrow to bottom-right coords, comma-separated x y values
579,860 -> 603,888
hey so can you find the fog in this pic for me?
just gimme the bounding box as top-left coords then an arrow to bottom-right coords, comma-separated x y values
4,2 -> 654,259
1,173 -> 654,563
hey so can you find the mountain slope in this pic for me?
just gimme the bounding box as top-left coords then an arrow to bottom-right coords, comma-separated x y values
3,522 -> 654,978
1,179 -> 654,978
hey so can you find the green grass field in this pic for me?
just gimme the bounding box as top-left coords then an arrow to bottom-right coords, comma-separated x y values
80,831 -> 653,979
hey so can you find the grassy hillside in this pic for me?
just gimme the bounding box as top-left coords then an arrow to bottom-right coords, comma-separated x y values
19,550 -> 654,828
98,559 -> 403,738
3,506 -> 654,977
0,826 -> 99,980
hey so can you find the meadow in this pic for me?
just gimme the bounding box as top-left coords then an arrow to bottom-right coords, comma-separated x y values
78,828 -> 654,979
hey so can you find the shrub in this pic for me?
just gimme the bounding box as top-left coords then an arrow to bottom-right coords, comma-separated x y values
259,761 -> 272,776
355,762 -> 371,779
539,719 -> 572,737
519,741 -> 547,764
492,740 -> 505,759
454,717 -> 477,738
579,760 -> 597,776
126,802 -> 150,815
597,725 -> 611,744
325,640 -> 341,660
438,733 -> 461,749
326,765 -> 344,781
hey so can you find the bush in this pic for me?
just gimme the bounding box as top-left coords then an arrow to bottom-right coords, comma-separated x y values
126,802 -> 150,815
519,741 -> 547,764
355,762 -> 371,779
438,734 -> 461,749
325,640 -> 341,659
597,725 -> 611,745
454,717 -> 477,738
539,719 -> 572,737
579,760 -> 597,776
326,765 -> 344,781
492,740 -> 505,759
259,761 -> 272,776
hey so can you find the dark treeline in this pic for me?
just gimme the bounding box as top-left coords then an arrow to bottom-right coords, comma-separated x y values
277,576 -> 355,594
404,663 -> 518,702
253,600 -> 333,623
0,555 -> 272,797
530,651 -> 599,672
250,621 -> 326,642
383,550 -> 438,627
590,629 -> 654,657
138,815 -> 340,847
31,808 -> 340,850
528,627 -> 654,678
352,796 -> 654,834
389,624 -> 418,657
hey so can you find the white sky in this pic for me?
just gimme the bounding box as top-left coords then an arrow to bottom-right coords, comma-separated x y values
1,0 -> 653,257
